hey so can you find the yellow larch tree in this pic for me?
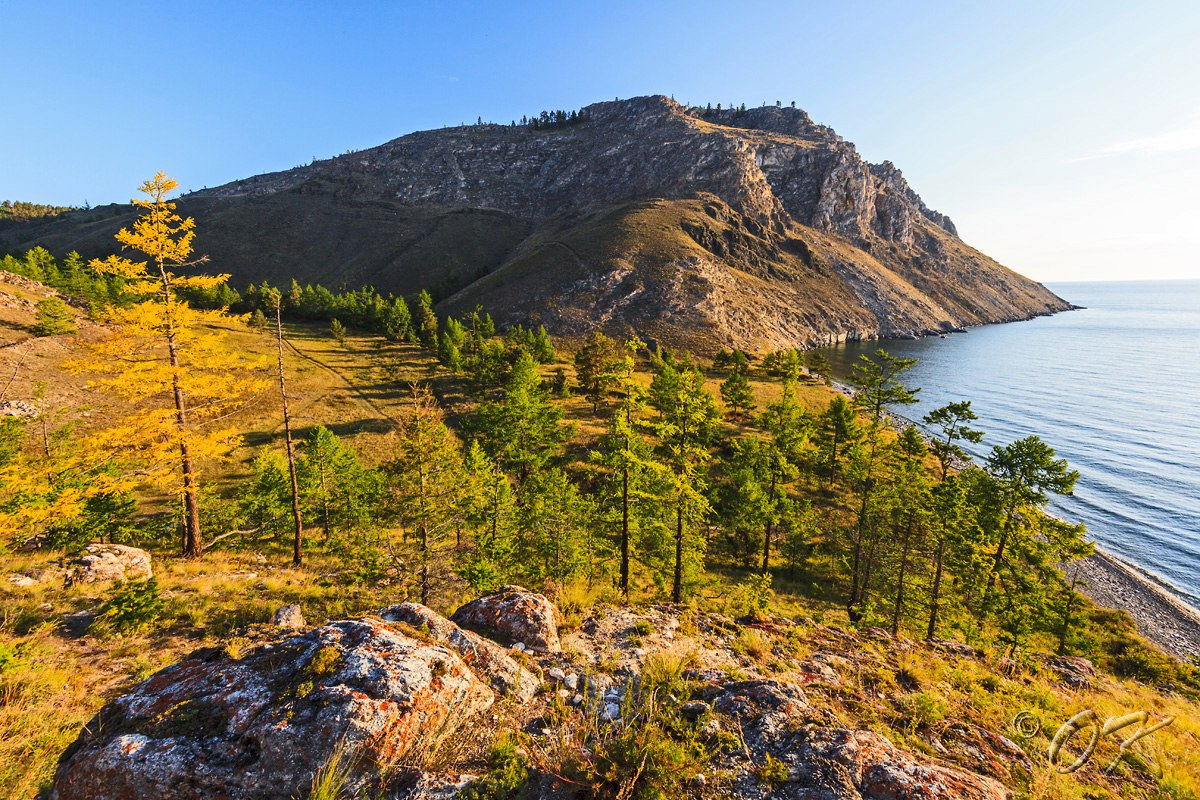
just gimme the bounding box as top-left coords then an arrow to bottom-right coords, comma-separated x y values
76,172 -> 268,556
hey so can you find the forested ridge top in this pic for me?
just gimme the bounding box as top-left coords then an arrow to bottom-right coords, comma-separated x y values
0,181 -> 1195,797
1,96 -> 1069,354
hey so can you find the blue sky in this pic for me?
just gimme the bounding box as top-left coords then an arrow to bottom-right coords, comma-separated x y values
3,0 -> 1198,281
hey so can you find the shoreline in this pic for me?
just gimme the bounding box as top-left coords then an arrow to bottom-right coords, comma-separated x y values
825,379 -> 1200,661
1069,547 -> 1200,661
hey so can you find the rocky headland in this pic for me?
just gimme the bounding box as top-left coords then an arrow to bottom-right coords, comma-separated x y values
0,95 -> 1071,354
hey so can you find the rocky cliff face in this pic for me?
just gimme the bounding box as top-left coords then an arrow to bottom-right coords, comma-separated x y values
2,95 -> 1070,352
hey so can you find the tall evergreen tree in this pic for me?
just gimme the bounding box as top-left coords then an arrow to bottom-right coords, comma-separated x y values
649,362 -> 719,601
574,331 -> 623,413
384,386 -> 467,604
413,290 -> 438,347
475,351 -> 572,483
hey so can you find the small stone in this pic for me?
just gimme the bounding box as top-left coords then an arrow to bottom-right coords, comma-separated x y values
272,604 -> 305,629
548,667 -> 566,683
632,648 -> 646,658
601,702 -> 621,721
64,544 -> 152,587
512,642 -> 526,652
557,688 -> 570,700
7,574 -> 35,587
571,693 -> 584,705
564,673 -> 579,691
691,774 -> 707,788
39,602 -> 53,612
681,701 -> 709,720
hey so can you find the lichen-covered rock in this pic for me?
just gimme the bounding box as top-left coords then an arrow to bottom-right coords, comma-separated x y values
379,601 -> 539,701
50,618 -> 494,800
272,603 -> 305,629
1038,654 -> 1095,689
451,585 -> 561,653
703,681 -> 1006,799
936,723 -> 1032,782
64,544 -> 151,586
800,728 -> 1010,800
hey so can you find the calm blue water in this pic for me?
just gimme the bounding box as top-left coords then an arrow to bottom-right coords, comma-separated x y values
818,280 -> 1200,607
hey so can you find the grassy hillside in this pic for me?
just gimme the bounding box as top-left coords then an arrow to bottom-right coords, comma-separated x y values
1,270 -> 1197,799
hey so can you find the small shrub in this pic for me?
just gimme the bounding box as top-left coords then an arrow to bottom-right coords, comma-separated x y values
755,752 -> 790,785
528,689 -> 708,800
31,297 -> 77,336
459,734 -> 529,800
98,578 -> 164,635
641,649 -> 698,697
633,619 -> 654,637
726,573 -> 773,620
895,691 -> 946,731
732,629 -> 772,663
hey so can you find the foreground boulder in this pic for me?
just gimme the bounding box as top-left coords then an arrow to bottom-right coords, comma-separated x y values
702,680 -> 1007,799
51,618 -> 494,800
380,602 -> 539,701
799,728 -> 1010,800
451,585 -> 561,652
64,543 -> 151,586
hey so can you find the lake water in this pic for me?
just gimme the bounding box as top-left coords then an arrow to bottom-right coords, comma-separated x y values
817,280 -> 1200,608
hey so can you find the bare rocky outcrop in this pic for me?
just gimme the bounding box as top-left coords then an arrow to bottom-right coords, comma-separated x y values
4,96 -> 1071,355
798,728 -> 1010,800
63,544 -> 151,586
379,601 -> 540,701
698,679 -> 1010,799
451,585 -> 561,653
50,618 -> 494,800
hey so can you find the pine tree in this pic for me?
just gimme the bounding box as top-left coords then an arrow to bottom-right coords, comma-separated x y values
807,351 -> 833,385
977,436 -> 1080,619
32,297 -> 77,336
382,296 -> 413,342
649,362 -> 719,601
574,331 -> 623,412
329,318 -> 347,346
248,308 -> 269,332
413,290 -> 438,347
263,288 -> 304,565
515,466 -> 595,584
816,395 -> 858,487
384,386 -> 468,604
83,173 -> 267,557
845,350 -> 919,619
719,367 -> 755,421
298,425 -> 378,539
590,340 -> 670,597
460,440 -> 517,591
475,351 -> 572,483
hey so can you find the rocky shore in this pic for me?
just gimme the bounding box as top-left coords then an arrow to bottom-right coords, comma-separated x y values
1070,547 -> 1200,661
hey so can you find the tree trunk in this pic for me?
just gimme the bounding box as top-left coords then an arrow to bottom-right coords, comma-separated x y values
275,305 -> 304,566
672,504 -> 684,603
159,265 -> 203,558
926,537 -> 946,639
761,471 -> 777,575
979,503 -> 1016,619
891,517 -> 913,636
620,452 -> 630,599
319,467 -> 332,540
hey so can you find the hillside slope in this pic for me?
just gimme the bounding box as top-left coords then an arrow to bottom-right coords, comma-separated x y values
0,95 -> 1070,352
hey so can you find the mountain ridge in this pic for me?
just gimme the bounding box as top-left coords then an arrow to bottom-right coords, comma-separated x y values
0,95 -> 1071,352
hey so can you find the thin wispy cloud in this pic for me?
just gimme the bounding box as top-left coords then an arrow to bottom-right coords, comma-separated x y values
1076,116 -> 1200,161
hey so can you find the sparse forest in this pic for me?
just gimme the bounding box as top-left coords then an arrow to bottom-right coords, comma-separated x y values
1,176 -> 1197,800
